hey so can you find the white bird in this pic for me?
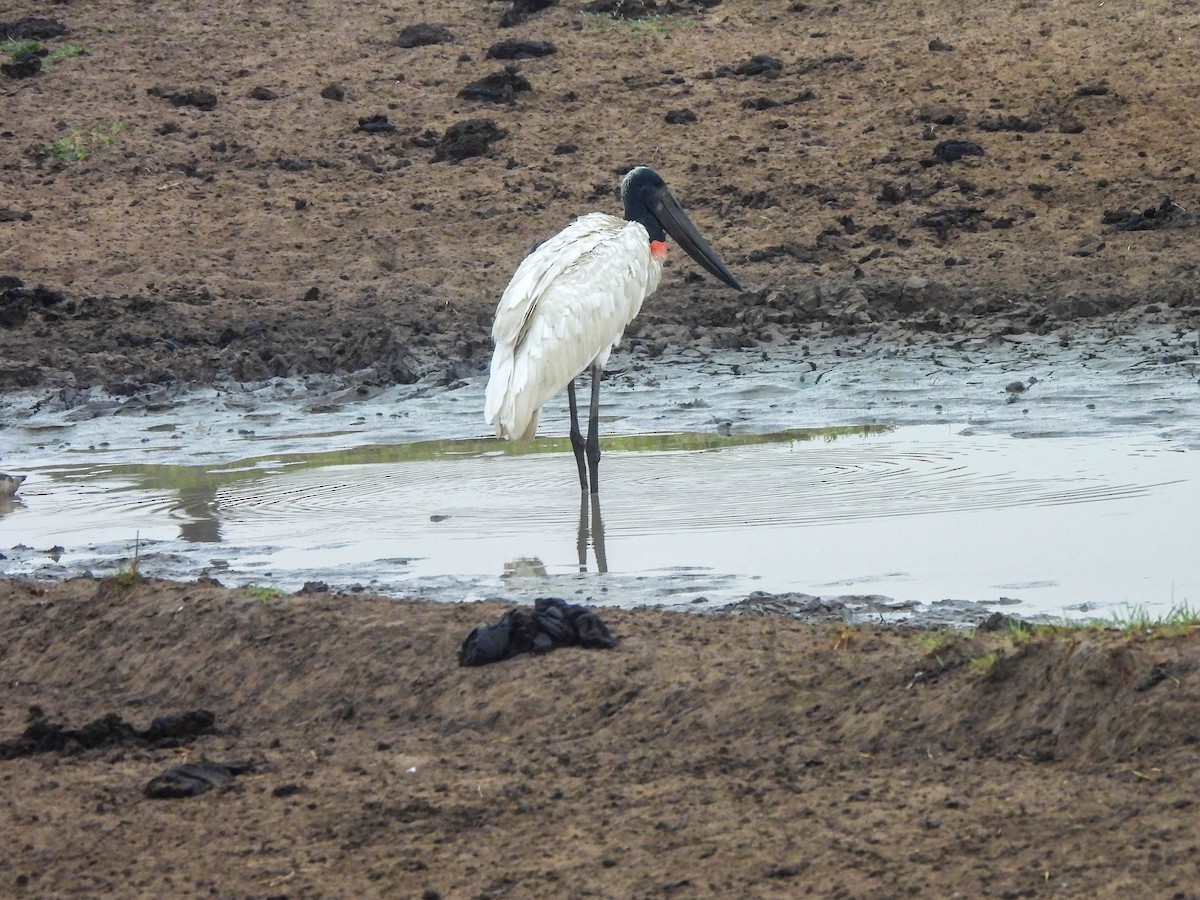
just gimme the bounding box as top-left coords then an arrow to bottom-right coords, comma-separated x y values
485,166 -> 742,494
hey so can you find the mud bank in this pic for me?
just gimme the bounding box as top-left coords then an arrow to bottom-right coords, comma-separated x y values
0,576 -> 1198,897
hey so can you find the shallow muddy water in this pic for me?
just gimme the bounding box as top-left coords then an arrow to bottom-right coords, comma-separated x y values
1,329 -> 1198,625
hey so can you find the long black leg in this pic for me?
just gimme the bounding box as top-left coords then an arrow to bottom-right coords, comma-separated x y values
567,379 -> 587,493
585,365 -> 603,495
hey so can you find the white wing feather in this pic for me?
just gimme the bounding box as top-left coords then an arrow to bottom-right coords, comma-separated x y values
485,212 -> 664,440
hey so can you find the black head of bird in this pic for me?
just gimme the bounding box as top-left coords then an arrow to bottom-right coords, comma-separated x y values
620,166 -> 743,292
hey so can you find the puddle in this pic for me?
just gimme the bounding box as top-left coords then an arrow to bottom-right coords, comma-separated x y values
1,329 -> 1198,625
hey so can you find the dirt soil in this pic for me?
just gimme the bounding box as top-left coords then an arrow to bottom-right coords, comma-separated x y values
2,0 -> 1199,396
0,577 -> 1197,897
4,1 -> 1200,896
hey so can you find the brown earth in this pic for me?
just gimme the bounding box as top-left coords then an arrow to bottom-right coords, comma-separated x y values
0,576 -> 1198,898
1,0 -> 1199,396
4,2 -> 1200,896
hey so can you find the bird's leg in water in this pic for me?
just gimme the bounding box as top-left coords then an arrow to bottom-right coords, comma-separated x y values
567,379 -> 588,492
586,365 -> 603,495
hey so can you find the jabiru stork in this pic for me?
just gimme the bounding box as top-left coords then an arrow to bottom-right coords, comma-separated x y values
485,166 -> 743,494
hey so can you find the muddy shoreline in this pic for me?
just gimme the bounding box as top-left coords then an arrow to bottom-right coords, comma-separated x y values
4,271 -> 1200,402
1,576 -> 1198,897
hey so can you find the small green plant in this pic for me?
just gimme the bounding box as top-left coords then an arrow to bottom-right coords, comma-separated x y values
109,533 -> 143,589
1,40 -> 87,67
245,586 -> 285,601
1,39 -> 41,58
920,631 -> 953,653
580,12 -> 693,36
26,122 -> 123,163
1108,601 -> 1200,638
967,648 -> 1003,673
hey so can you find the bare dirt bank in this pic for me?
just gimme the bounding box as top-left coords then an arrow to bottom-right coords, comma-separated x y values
1,576 -> 1197,897
3,0 -> 1199,396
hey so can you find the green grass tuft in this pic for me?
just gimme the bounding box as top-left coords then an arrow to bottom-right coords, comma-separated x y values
579,13 -> 694,36
26,122 -> 123,163
245,586 -> 286,601
1107,601 -> 1200,638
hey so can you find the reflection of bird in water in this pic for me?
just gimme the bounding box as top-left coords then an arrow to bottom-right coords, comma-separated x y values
578,493 -> 607,574
0,473 -> 26,497
485,166 -> 742,494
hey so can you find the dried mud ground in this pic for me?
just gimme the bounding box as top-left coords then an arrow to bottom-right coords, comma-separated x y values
1,577 -> 1199,898
2,0 -> 1199,394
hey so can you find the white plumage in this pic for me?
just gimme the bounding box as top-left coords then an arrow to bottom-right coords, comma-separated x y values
485,212 -> 663,441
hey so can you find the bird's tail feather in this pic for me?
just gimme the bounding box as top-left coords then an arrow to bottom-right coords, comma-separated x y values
485,347 -> 542,441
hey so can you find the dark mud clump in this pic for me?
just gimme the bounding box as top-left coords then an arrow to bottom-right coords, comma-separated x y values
433,118 -> 509,162
486,38 -> 556,59
395,24 -> 454,48
499,0 -> 558,27
1,45 -> 47,79
0,708 -> 215,759
1105,197 -> 1197,233
146,85 -> 219,110
458,65 -> 532,103
0,17 -> 69,40
354,114 -> 396,134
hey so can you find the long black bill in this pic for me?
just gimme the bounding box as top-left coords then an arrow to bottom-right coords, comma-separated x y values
649,187 -> 743,291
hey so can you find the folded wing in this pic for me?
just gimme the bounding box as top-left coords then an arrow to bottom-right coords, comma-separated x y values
486,213 -> 663,440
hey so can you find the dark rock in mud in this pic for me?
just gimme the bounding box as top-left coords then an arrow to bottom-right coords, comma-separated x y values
486,38 -> 557,59
145,760 -> 252,799
1,58 -> 40,79
0,473 -> 26,497
0,708 -> 216,759
320,82 -> 346,101
917,103 -> 965,125
248,85 -> 277,100
978,114 -> 1042,132
500,0 -> 558,27
665,108 -> 697,124
395,24 -> 454,48
1108,197 -> 1196,232
1,279 -> 64,329
580,0 -> 656,17
458,65 -> 531,103
793,52 -> 856,74
1,45 -> 47,79
0,207 -> 32,222
147,85 -> 219,111
1,17 -> 68,40
930,139 -> 984,163
741,96 -> 780,110
917,206 -> 983,239
716,54 -> 782,77
354,114 -> 396,134
432,118 -> 509,162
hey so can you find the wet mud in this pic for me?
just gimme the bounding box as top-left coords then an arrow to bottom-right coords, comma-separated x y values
1,0 -> 1199,398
